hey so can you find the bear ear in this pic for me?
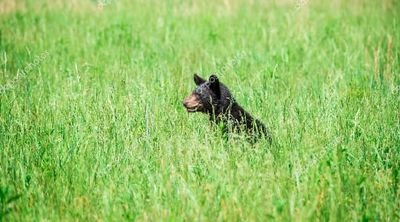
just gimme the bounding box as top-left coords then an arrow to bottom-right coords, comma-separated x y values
209,75 -> 219,83
194,74 -> 206,86
209,75 -> 221,98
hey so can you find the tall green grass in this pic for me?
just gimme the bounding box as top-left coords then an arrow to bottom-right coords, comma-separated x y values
1,0 -> 399,221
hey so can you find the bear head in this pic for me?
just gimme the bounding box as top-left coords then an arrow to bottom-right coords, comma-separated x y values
183,74 -> 234,115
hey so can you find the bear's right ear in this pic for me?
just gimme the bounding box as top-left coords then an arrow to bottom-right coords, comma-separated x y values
194,74 -> 206,86
208,75 -> 221,98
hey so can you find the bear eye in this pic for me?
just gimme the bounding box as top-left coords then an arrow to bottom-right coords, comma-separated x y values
195,87 -> 204,94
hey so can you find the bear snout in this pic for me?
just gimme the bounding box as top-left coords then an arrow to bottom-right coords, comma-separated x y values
183,94 -> 202,112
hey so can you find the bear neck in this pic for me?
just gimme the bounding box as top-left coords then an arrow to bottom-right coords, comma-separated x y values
208,100 -> 271,143
210,101 -> 254,127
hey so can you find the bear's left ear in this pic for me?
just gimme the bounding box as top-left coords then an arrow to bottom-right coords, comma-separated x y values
194,74 -> 206,86
209,75 -> 221,98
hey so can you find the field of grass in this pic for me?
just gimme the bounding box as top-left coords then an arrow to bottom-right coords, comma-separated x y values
0,0 -> 399,221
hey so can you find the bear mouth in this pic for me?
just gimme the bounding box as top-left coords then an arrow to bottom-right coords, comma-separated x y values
184,103 -> 202,112
186,107 -> 199,112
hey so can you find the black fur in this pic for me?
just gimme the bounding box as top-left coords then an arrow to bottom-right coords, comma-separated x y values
183,74 -> 272,143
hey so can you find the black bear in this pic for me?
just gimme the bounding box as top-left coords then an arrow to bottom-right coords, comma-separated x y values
183,74 -> 272,142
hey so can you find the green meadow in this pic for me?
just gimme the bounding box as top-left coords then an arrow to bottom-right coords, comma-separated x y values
0,0 -> 399,221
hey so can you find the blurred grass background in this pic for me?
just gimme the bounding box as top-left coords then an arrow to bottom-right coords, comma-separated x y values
0,0 -> 399,221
